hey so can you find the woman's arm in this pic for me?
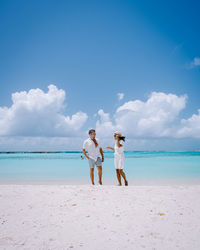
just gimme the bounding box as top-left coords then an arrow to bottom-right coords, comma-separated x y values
106,146 -> 115,151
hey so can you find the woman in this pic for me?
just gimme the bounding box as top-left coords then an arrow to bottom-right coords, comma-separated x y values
107,131 -> 128,186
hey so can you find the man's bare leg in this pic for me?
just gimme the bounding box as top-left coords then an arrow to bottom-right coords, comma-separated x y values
97,166 -> 102,185
116,169 -> 122,186
119,169 -> 128,185
90,168 -> 95,185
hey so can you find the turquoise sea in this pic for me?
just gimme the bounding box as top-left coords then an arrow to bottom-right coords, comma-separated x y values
0,152 -> 200,185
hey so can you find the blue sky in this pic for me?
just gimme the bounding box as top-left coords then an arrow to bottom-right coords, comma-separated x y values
0,0 -> 200,151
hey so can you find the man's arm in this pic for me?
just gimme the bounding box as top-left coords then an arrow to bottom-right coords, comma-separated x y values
99,147 -> 104,162
82,148 -> 89,159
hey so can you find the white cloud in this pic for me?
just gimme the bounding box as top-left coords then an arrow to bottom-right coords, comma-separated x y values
0,85 -> 88,136
117,92 -> 124,101
96,92 -> 188,138
0,136 -> 86,151
187,57 -> 200,69
96,109 -> 116,137
0,87 -> 200,151
192,57 -> 200,66
177,109 -> 200,138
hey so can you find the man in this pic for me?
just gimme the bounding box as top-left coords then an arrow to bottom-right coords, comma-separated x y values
82,129 -> 104,185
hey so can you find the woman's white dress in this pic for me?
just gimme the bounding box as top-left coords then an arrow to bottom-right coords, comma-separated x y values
114,140 -> 125,169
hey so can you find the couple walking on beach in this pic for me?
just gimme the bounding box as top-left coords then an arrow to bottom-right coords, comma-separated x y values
82,129 -> 128,186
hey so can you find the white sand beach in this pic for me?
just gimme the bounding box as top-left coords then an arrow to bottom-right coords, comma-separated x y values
0,185 -> 200,250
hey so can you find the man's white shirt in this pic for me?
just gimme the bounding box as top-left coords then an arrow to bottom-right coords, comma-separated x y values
83,138 -> 101,161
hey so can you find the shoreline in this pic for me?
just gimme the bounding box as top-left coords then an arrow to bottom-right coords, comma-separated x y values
1,177 -> 200,185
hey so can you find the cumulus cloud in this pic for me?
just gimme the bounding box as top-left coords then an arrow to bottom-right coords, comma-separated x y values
1,87 -> 200,151
177,110 -> 200,138
96,109 -> 116,137
117,92 -> 124,101
0,85 -> 88,136
96,92 -> 189,138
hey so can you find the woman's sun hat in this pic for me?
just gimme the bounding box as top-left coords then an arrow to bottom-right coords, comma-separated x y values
114,131 -> 125,141
114,131 -> 122,136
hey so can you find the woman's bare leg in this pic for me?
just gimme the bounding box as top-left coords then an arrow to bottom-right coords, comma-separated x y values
119,169 -> 128,185
116,169 -> 122,186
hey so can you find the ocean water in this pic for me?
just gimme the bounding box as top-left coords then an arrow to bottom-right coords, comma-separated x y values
0,152 -> 200,185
